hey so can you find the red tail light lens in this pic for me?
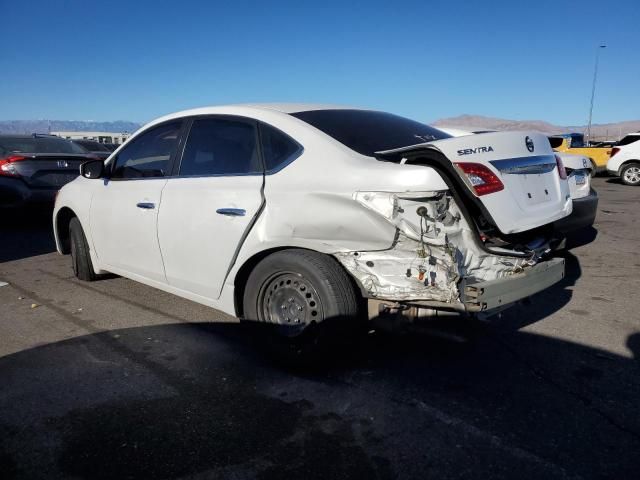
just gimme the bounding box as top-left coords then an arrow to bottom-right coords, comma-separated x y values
0,155 -> 26,177
610,147 -> 620,158
454,162 -> 504,196
555,154 -> 567,180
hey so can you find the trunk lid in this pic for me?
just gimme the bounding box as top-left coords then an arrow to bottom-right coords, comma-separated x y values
377,132 -> 572,234
8,154 -> 91,188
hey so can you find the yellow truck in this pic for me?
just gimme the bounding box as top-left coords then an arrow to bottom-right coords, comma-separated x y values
548,133 -> 612,173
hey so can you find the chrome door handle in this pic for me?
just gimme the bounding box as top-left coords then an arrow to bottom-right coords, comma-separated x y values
216,208 -> 246,216
136,202 -> 155,209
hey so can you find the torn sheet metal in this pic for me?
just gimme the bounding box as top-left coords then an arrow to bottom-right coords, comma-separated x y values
335,191 -> 531,304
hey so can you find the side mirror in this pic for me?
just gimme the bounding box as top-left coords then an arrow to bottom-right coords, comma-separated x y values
80,160 -> 105,179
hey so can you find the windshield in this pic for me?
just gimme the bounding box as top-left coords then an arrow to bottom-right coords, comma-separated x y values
290,109 -> 450,157
0,136 -> 87,156
74,140 -> 111,152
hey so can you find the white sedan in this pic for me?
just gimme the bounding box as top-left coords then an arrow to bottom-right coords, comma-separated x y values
53,104 -> 571,335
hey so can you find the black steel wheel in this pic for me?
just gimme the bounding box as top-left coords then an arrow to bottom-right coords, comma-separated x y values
243,249 -> 361,337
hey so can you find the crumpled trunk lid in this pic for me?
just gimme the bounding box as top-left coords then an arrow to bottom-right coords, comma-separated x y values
376,132 -> 572,234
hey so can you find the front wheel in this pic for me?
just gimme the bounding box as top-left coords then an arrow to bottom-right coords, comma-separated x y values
620,163 -> 640,186
69,217 -> 98,281
242,249 -> 362,338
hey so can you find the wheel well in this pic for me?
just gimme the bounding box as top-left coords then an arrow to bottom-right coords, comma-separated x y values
232,247 -> 367,318
620,160 -> 640,171
55,207 -> 77,254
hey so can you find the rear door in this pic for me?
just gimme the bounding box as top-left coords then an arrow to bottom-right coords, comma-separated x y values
90,121 -> 184,283
157,116 -> 264,299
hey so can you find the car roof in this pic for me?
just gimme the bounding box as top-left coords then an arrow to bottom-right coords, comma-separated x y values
238,103 -> 361,114
138,103 -> 371,136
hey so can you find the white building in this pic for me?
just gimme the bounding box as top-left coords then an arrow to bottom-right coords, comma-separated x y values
52,131 -> 131,145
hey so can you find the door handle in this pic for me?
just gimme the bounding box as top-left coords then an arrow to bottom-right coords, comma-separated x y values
216,208 -> 246,217
136,202 -> 155,209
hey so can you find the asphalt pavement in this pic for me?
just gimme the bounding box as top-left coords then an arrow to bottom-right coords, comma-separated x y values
1,176 -> 639,479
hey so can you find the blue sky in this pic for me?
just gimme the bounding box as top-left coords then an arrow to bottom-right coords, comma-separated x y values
1,0 -> 638,125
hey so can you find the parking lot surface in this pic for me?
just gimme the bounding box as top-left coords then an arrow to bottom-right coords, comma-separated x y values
1,177 -> 639,479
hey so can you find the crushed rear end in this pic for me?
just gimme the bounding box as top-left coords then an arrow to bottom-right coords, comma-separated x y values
334,132 -> 570,316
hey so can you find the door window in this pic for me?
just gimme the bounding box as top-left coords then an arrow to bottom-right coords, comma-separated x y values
111,121 -> 182,179
179,118 -> 261,176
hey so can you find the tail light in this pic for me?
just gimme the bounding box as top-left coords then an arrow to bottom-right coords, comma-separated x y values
454,162 -> 504,196
610,147 -> 620,158
0,155 -> 26,177
555,154 -> 567,180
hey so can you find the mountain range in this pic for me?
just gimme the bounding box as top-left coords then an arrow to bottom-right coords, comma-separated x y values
0,120 -> 141,135
432,115 -> 640,140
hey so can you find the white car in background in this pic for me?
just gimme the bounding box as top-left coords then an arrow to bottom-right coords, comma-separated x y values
53,105 -> 571,339
436,127 -> 598,237
607,132 -> 640,186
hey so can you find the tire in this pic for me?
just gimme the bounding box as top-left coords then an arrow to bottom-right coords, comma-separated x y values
620,162 -> 640,186
242,249 -> 362,338
69,217 -> 98,281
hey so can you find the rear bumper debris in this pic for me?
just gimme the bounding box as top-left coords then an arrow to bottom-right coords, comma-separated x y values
463,257 -> 565,311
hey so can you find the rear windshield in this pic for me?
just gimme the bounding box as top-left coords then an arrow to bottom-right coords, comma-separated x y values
617,135 -> 640,146
290,109 -> 450,157
0,136 -> 87,156
73,140 -> 111,151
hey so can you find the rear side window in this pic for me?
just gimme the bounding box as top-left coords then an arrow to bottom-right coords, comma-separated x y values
290,109 -> 450,157
179,118 -> 261,176
259,123 -> 302,172
111,121 -> 182,179
617,135 -> 640,146
548,137 -> 564,149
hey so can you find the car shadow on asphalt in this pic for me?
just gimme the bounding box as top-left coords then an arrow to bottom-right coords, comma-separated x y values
0,207 -> 56,263
1,317 -> 639,479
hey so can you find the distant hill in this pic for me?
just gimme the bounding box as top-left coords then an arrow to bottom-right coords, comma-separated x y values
0,120 -> 141,135
433,114 -> 640,140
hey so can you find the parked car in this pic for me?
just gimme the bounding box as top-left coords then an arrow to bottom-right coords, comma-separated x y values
548,133 -> 611,174
0,134 -> 98,208
53,104 -> 571,338
436,127 -> 598,236
70,139 -> 112,159
101,143 -> 119,152
606,132 -> 640,186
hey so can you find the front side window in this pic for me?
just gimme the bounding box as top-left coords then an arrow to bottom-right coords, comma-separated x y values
290,109 -> 450,157
569,135 -> 585,148
259,122 -> 302,172
179,118 -> 261,176
111,121 -> 182,179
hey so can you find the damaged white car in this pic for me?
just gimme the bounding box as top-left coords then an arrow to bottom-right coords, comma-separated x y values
53,104 -> 571,334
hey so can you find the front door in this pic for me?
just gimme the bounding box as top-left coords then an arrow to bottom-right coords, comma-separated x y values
90,120 -> 183,283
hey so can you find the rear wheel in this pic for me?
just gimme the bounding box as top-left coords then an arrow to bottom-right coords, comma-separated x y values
620,162 -> 640,186
242,249 -> 362,338
69,217 -> 98,281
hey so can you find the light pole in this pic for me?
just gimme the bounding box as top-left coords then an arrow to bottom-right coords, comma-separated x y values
586,44 -> 606,144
